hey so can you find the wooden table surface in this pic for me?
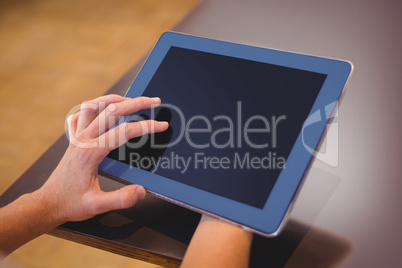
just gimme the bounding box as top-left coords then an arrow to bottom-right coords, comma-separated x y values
2,0 -> 402,267
0,1 -> 199,267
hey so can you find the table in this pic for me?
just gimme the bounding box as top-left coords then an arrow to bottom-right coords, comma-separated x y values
1,0 -> 401,267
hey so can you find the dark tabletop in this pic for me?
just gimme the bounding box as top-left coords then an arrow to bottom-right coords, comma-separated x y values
1,0 -> 401,267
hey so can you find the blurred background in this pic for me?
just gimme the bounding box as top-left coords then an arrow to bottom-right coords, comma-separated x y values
2,0 -> 402,267
0,0 -> 199,267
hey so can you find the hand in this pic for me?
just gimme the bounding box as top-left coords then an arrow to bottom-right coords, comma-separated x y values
36,94 -> 169,223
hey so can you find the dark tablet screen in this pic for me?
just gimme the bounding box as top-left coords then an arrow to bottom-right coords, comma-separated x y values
108,46 -> 326,209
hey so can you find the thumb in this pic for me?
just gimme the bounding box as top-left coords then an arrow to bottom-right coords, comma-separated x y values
94,185 -> 146,214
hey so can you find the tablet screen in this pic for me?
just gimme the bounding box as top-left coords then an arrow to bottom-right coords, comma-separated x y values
108,46 -> 327,209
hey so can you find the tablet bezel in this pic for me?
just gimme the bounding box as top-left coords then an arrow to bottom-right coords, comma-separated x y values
99,32 -> 352,236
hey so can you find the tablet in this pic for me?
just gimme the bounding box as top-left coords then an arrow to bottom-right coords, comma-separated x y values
99,32 -> 352,236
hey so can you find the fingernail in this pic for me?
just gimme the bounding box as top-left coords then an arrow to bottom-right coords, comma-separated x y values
136,186 -> 146,200
150,97 -> 161,101
159,121 -> 169,125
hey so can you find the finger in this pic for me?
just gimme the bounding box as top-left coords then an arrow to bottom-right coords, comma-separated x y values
97,120 -> 169,155
66,112 -> 79,143
76,94 -> 128,133
90,185 -> 146,214
86,97 -> 162,138
70,112 -> 79,135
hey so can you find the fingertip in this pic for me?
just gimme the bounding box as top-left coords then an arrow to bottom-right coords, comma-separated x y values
66,114 -> 73,126
154,121 -> 169,132
159,121 -> 169,127
150,97 -> 161,108
150,97 -> 161,102
136,186 -> 146,201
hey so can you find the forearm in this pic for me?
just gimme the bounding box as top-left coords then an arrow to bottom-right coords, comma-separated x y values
0,190 -> 64,257
181,215 -> 253,268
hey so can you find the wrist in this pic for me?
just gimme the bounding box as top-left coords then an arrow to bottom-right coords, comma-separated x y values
29,188 -> 67,227
200,214 -> 253,237
182,214 -> 253,268
0,190 -> 65,255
